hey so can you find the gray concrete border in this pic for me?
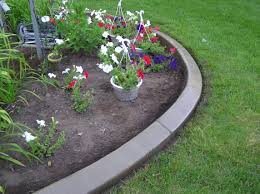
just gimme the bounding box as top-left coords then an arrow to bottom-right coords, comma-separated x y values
35,31 -> 202,194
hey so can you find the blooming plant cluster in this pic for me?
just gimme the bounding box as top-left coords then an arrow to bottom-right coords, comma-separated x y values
88,1 -> 178,90
22,117 -> 65,158
44,65 -> 93,113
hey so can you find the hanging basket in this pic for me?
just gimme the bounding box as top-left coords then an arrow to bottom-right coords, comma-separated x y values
110,76 -> 143,101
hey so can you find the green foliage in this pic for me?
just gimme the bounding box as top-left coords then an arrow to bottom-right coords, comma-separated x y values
0,109 -> 39,166
0,185 -> 5,194
39,74 -> 60,88
112,66 -> 140,91
27,117 -> 65,158
0,68 -> 17,104
72,84 -> 93,113
138,41 -> 167,55
6,0 -> 50,32
57,12 -> 104,53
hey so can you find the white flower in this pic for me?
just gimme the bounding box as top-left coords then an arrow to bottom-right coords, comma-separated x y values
152,33 -> 157,37
106,42 -> 114,47
75,66 -> 83,74
116,35 -> 123,43
97,63 -> 113,73
126,11 -> 134,16
62,68 -> 70,74
22,131 -> 36,142
73,75 -> 85,80
62,0 -> 68,5
144,20 -> 151,27
55,38 -> 64,45
87,17 -> 92,24
102,31 -> 109,38
103,64 -> 113,73
140,33 -> 144,37
55,13 -> 63,20
111,54 -> 119,64
100,45 -> 108,55
41,16 -> 50,23
36,120 -> 46,127
115,46 -> 123,53
48,73 -> 56,79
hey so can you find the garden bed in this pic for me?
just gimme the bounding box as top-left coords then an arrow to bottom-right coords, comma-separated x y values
0,50 -> 185,194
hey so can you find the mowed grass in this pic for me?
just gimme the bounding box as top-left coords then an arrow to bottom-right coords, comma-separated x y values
86,0 -> 260,193
16,0 -> 260,193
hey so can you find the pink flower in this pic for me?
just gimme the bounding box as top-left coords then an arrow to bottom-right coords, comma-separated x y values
131,44 -> 137,52
169,47 -> 177,54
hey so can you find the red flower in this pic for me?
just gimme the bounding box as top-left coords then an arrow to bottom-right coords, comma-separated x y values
137,69 -> 144,79
122,21 -> 127,27
105,15 -> 114,20
150,36 -> 159,43
83,71 -> 89,79
50,17 -> 57,26
136,35 -> 143,42
98,22 -> 105,28
169,47 -> 177,54
131,44 -> 137,52
105,24 -> 112,30
68,80 -> 77,89
112,25 -> 117,30
143,55 -> 152,66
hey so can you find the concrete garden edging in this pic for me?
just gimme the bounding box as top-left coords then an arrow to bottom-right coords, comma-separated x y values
35,31 -> 203,194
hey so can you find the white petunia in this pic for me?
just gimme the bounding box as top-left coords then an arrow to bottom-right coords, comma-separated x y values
48,73 -> 56,79
115,46 -> 123,53
73,75 -> 85,80
106,42 -> 114,47
62,68 -> 70,74
22,131 -> 36,142
75,66 -> 83,74
100,45 -> 108,55
62,0 -> 68,5
102,31 -> 109,38
116,35 -> 123,43
55,38 -> 64,45
41,16 -> 50,23
87,17 -> 92,24
103,64 -> 113,73
126,11 -> 134,16
111,54 -> 119,64
36,120 -> 46,127
144,20 -> 151,27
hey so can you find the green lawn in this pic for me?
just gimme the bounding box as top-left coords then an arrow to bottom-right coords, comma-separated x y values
86,0 -> 260,193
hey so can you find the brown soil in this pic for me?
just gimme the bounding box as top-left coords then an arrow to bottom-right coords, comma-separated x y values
0,50 -> 185,194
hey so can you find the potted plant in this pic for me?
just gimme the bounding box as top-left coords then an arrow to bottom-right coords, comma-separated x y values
110,65 -> 144,101
47,38 -> 64,64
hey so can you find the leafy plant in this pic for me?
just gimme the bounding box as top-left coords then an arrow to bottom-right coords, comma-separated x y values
5,0 -> 50,32
0,108 -> 39,166
27,117 -> 65,158
72,83 -> 93,113
112,65 -> 143,91
57,11 -> 104,53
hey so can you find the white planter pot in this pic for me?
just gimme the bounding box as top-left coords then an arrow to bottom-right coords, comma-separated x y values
110,77 -> 143,101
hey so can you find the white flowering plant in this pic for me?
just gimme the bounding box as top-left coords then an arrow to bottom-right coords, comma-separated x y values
26,117 -> 65,158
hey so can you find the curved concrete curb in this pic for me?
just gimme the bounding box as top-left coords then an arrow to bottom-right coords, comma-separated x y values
35,32 -> 202,194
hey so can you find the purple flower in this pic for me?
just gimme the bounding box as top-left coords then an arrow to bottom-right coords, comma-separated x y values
153,55 -> 167,64
136,23 -> 144,32
169,58 -> 177,70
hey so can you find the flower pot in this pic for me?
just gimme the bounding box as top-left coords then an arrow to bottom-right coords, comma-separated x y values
47,53 -> 62,63
110,77 -> 143,101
